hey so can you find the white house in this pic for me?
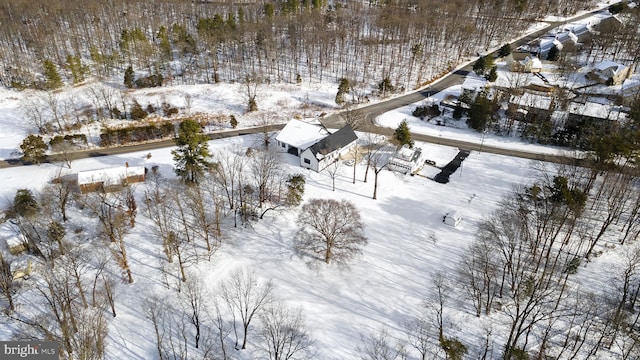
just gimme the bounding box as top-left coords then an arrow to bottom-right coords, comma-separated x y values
506,52 -> 543,73
388,145 -> 424,174
77,165 -> 146,193
299,125 -> 358,172
275,119 -> 329,156
587,61 -> 632,85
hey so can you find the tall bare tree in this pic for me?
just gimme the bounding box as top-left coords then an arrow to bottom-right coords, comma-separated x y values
220,268 -> 275,350
294,198 -> 367,265
259,303 -> 314,360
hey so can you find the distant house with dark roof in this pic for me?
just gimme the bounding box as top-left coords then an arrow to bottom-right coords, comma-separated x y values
564,23 -> 591,42
299,125 -> 358,172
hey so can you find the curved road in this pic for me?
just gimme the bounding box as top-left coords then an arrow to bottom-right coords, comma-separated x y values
0,5 -> 613,169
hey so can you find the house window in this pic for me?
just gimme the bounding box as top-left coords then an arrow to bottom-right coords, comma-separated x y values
303,158 -> 311,164
281,142 -> 286,148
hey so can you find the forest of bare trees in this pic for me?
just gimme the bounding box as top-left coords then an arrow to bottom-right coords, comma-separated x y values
0,0 -> 599,94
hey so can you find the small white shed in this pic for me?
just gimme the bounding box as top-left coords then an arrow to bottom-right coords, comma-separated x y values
443,211 -> 462,227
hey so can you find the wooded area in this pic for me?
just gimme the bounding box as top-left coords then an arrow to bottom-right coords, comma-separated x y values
0,0 -> 597,92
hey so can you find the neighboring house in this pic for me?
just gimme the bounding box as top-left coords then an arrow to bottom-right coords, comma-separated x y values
508,92 -> 555,123
587,61 -> 632,85
299,125 -> 358,172
77,165 -> 146,193
388,145 -> 424,174
506,52 -> 543,73
566,23 -> 591,42
533,37 -> 557,57
567,100 -> 627,123
554,32 -> 575,48
275,119 -> 329,156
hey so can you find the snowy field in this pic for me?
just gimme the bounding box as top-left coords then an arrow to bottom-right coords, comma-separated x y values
0,134 -> 548,359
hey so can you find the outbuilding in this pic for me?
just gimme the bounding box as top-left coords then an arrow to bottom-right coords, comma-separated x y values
443,211 -> 462,227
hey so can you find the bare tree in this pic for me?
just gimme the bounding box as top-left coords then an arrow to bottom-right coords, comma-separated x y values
180,277 -> 206,349
144,295 -> 168,360
404,314 -> 438,360
250,149 -> 282,208
0,251 -> 15,311
294,198 -> 367,265
243,73 -> 260,113
81,191 -> 133,283
220,268 -> 275,350
369,139 -> 392,200
326,160 -> 342,192
340,105 -> 366,131
213,149 -> 245,210
358,328 -> 407,360
259,303 -> 314,360
209,299 -> 232,360
42,176 -> 73,223
22,93 -> 49,134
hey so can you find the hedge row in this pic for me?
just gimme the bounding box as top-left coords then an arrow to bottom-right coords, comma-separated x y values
100,122 -> 175,147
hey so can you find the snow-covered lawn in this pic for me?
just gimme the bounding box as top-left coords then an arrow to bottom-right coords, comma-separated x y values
0,135 -> 542,359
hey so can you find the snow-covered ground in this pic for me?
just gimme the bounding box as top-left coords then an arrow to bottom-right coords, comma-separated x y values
0,134 -> 543,359
0,5 -> 634,356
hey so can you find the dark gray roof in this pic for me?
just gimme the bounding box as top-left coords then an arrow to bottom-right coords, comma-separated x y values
308,125 -> 357,156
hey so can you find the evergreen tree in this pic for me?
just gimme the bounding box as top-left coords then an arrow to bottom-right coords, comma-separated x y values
124,65 -> 135,89
472,56 -> 486,75
487,66 -> 498,82
547,45 -> 559,61
393,119 -> 414,148
286,174 -> 305,206
42,59 -> 62,90
13,189 -> 39,218
229,115 -> 238,129
20,135 -> 48,164
335,78 -> 350,105
66,55 -> 88,84
466,92 -> 494,131
157,26 -> 172,60
484,56 -> 495,72
452,103 -> 465,119
130,99 -> 148,120
172,119 -> 211,183
498,43 -> 512,57
377,77 -> 395,97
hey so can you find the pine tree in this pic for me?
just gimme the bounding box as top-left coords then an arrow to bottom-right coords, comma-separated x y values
230,115 -> 238,129
335,78 -> 350,105
466,92 -> 494,131
172,119 -> 211,183
393,119 -> 414,148
484,56 -> 495,72
66,55 -> 88,84
498,43 -> 511,58
487,66 -> 498,82
13,189 -> 39,218
472,56 -> 486,75
130,99 -> 148,120
42,59 -> 62,90
124,65 -> 135,89
20,135 -> 48,164
286,174 -> 305,206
